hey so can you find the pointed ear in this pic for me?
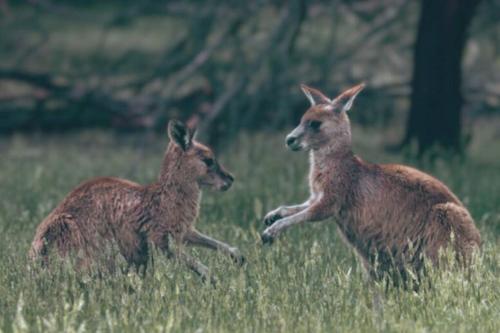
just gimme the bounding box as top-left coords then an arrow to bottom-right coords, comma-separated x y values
168,120 -> 192,151
300,84 -> 332,106
331,83 -> 365,112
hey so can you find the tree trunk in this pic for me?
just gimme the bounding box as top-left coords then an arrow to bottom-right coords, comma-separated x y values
404,0 -> 481,154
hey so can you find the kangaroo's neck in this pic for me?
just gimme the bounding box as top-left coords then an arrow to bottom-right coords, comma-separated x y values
309,143 -> 360,210
311,142 -> 354,171
146,145 -> 201,226
156,144 -> 200,198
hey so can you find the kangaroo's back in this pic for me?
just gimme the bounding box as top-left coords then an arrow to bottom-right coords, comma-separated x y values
54,177 -> 144,216
350,161 -> 462,220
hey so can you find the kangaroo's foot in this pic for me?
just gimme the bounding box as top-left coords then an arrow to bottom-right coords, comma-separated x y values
261,231 -> 275,245
229,248 -> 246,266
263,210 -> 282,226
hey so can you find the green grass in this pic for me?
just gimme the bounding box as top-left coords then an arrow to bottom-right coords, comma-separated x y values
0,125 -> 499,332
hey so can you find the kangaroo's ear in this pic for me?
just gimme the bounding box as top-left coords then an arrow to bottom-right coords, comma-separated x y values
300,84 -> 332,106
168,120 -> 192,151
190,127 -> 197,142
331,83 -> 365,112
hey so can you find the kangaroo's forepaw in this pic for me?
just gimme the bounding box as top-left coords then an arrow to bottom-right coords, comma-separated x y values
202,274 -> 218,288
263,211 -> 282,226
234,254 -> 246,266
261,231 -> 275,245
230,249 -> 246,266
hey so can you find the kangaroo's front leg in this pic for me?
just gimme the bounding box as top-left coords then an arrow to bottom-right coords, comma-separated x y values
261,201 -> 328,244
174,250 -> 216,286
263,200 -> 312,226
150,232 -> 216,285
183,229 -> 245,266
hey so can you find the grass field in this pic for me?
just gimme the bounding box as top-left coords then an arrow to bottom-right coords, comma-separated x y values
0,123 -> 499,332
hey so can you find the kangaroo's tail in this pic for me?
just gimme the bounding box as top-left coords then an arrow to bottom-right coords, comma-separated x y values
29,214 -> 80,267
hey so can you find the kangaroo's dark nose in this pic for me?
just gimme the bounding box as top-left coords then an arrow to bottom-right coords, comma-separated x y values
220,172 -> 234,191
286,136 -> 297,147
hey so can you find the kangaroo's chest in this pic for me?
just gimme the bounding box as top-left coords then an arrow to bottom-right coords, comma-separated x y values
309,169 -> 322,195
146,190 -> 201,236
308,159 -> 354,213
309,161 -> 332,196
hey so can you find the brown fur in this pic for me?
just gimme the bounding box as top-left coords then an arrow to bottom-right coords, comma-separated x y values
262,84 -> 480,281
30,121 -> 243,282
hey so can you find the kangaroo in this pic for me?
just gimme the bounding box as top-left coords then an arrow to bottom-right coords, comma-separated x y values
261,83 -> 481,282
30,120 -> 244,283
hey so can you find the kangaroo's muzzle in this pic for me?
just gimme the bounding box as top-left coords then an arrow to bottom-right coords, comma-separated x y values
219,172 -> 234,191
286,126 -> 305,151
286,134 -> 303,151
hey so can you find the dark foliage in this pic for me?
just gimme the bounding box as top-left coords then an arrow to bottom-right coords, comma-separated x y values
0,0 -> 498,151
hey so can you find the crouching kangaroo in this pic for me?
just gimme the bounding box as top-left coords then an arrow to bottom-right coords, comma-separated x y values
30,120 -> 244,283
261,83 -> 480,283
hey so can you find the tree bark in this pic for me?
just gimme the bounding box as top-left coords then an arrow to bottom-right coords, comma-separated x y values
404,0 -> 481,154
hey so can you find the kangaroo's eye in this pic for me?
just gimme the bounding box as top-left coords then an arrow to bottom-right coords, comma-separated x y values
308,120 -> 322,131
203,158 -> 215,168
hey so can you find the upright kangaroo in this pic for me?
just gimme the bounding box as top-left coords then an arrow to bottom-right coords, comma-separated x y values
261,83 -> 480,281
30,120 -> 244,283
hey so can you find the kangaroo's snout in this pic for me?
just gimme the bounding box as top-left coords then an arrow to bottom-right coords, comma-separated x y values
286,134 -> 302,151
219,172 -> 234,191
286,125 -> 306,151
286,136 -> 297,146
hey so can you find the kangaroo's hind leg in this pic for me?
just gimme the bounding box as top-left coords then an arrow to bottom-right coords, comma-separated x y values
115,229 -> 150,277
